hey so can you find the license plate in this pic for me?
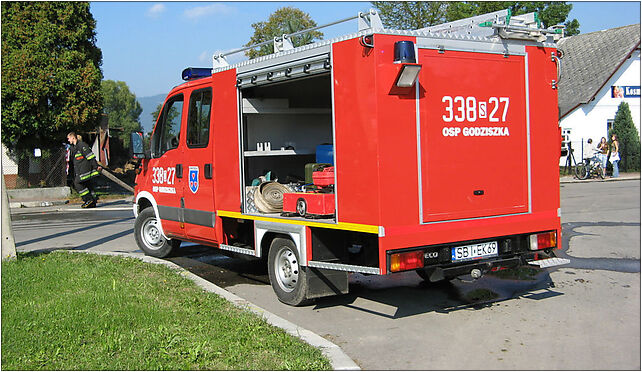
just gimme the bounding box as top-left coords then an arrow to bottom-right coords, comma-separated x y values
451,241 -> 498,262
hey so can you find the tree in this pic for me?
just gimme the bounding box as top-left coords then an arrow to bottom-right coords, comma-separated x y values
101,80 -> 142,148
1,2 -> 103,150
245,7 -> 323,59
373,1 -> 580,36
372,2 -> 449,29
609,102 -> 640,172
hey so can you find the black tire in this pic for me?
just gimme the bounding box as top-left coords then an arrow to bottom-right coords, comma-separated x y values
575,163 -> 588,180
134,207 -> 180,258
597,164 -> 605,179
267,238 -> 311,306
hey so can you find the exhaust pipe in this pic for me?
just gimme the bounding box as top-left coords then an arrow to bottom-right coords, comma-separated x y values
470,268 -> 483,279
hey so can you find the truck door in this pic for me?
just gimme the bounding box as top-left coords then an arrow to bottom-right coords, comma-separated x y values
181,87 -> 217,244
149,93 -> 186,239
418,49 -> 530,223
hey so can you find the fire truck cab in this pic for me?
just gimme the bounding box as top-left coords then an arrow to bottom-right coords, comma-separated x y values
132,9 -> 569,306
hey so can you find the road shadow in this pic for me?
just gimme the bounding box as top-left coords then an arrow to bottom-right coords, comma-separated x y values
168,244 -> 270,288
310,268 -> 560,319
15,217 -> 134,248
561,221 -> 641,273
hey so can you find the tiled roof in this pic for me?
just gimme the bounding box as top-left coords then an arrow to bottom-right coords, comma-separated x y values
557,24 -> 640,118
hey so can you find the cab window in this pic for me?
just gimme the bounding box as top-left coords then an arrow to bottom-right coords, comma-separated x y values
187,88 -> 212,148
152,94 -> 184,157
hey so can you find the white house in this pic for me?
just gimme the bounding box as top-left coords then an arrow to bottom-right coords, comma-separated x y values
558,24 -> 640,165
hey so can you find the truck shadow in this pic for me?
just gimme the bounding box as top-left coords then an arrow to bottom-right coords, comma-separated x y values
173,244 -> 563,319
312,268 -> 562,319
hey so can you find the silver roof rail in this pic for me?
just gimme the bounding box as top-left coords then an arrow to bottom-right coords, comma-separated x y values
213,9 -> 382,68
417,9 -> 564,42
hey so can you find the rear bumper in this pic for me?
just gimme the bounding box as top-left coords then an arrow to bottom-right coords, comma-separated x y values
385,229 -> 562,276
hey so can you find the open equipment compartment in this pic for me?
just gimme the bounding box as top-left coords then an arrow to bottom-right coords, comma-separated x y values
239,73 -> 336,220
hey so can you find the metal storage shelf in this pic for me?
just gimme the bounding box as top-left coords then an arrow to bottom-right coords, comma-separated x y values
243,108 -> 331,115
243,149 -> 314,157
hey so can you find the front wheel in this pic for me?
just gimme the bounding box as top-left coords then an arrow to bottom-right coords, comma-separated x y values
134,207 -> 180,258
267,238 -> 311,306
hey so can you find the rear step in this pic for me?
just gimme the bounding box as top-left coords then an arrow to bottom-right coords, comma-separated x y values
528,257 -> 571,268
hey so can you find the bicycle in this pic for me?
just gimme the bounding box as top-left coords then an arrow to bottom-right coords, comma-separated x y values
575,155 -> 605,180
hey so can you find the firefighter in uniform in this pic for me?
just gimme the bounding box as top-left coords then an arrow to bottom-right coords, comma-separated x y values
67,132 -> 102,208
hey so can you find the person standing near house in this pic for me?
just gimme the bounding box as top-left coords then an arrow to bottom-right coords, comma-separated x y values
609,134 -> 620,178
598,137 -> 609,178
67,132 -> 102,208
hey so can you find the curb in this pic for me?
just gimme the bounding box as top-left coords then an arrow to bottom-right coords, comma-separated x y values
9,199 -> 69,209
69,250 -> 360,371
560,176 -> 640,184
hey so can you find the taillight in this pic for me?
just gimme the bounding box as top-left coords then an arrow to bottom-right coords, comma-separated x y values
529,231 -> 557,250
390,251 -> 424,272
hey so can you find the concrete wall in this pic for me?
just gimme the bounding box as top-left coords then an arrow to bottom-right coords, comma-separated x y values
560,49 -> 641,165
7,186 -> 71,202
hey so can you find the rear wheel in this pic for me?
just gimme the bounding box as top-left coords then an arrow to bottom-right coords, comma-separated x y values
597,164 -> 605,179
134,207 -> 180,258
574,163 -> 588,180
267,238 -> 311,306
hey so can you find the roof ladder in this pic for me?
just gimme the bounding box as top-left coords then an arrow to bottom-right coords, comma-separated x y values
213,9 -> 383,68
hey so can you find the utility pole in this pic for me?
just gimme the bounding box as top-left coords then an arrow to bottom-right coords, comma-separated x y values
2,172 -> 17,261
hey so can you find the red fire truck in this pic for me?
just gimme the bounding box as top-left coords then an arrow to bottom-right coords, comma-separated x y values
131,9 -> 569,305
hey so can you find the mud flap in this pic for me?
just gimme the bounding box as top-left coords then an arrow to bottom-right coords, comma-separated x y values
305,267 -> 349,299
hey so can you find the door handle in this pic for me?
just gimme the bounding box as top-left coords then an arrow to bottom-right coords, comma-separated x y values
176,164 -> 183,178
204,164 -> 212,179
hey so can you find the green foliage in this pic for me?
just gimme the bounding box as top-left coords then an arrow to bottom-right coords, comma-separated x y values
2,251 -> 331,370
101,80 -> 142,148
245,7 -> 323,59
372,2 -> 449,29
609,102 -> 640,172
373,1 -> 580,35
1,2 -> 103,150
151,103 -> 163,125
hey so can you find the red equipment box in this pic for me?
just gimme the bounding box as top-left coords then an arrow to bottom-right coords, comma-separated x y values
312,166 -> 335,186
283,192 -> 335,216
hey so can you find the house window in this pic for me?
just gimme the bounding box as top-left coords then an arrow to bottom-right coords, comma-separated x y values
607,119 -> 614,135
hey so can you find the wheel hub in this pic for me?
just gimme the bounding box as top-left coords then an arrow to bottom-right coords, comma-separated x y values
142,218 -> 163,249
276,248 -> 299,292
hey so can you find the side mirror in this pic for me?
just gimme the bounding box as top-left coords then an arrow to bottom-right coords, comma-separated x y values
130,131 -> 147,159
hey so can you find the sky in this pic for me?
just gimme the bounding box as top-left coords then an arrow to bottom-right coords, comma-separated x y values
90,1 -> 641,99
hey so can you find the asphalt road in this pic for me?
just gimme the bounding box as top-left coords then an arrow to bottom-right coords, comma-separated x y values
11,180 -> 641,370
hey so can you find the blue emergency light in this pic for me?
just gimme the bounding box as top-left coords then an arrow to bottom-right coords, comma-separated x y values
182,67 -> 213,81
393,40 -> 416,64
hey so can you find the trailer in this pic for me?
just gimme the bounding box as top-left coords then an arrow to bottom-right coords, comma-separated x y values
131,9 -> 569,305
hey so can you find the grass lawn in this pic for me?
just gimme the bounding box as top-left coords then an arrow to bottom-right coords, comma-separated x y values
1,251 -> 331,370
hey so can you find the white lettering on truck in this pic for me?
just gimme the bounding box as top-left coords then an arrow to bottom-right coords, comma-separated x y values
441,95 -> 511,137
442,126 -> 510,137
442,96 -> 510,123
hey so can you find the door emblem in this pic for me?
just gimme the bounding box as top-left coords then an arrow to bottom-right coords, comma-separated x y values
188,166 -> 199,194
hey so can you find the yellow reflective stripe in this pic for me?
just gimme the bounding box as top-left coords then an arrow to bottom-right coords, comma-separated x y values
79,189 -> 89,196
86,153 -> 96,160
90,171 -> 99,176
216,210 -> 379,234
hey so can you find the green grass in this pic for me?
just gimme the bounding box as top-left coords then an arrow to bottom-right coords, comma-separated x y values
1,251 -> 331,370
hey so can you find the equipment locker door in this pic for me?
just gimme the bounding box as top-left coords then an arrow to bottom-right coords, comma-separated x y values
418,49 -> 530,223
181,87 -> 217,244
149,93 -> 187,239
